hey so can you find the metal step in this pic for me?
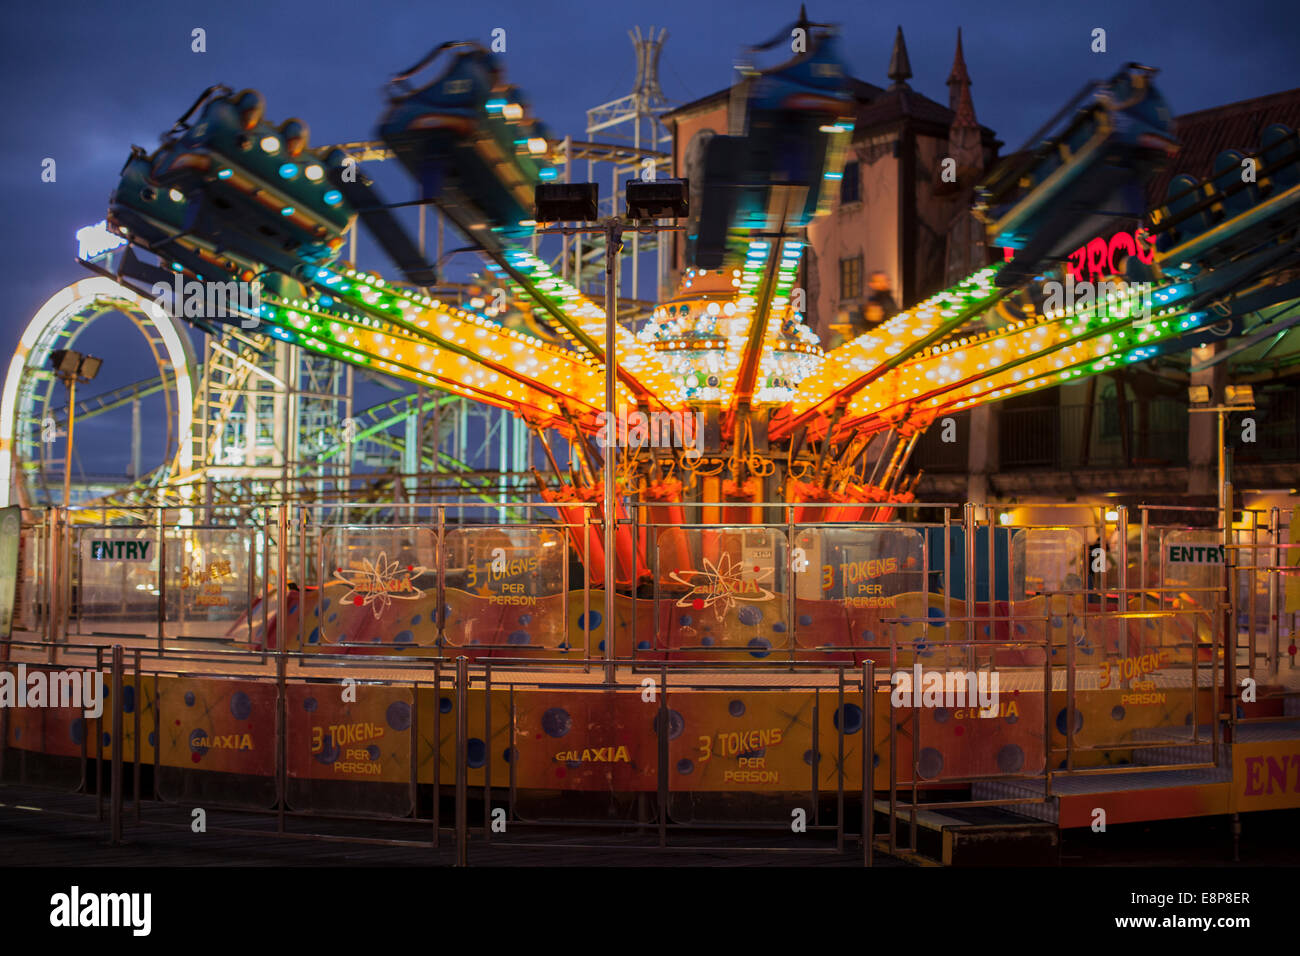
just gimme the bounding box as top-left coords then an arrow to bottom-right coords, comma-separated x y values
874,799 -> 1059,865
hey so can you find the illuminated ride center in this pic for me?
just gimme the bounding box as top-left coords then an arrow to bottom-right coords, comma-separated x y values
3,15 -> 1300,846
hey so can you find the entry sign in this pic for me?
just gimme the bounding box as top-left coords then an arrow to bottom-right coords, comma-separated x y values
1167,544 -> 1224,565
0,506 -> 20,638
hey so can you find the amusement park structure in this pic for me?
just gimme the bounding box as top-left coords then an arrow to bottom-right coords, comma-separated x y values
2,12 -> 1300,863
5,18 -> 1297,527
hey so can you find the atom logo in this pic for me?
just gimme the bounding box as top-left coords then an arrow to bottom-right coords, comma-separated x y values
331,552 -> 426,619
669,551 -> 774,615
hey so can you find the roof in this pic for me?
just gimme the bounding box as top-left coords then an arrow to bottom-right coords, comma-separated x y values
853,85 -> 998,145
659,88 -> 731,125
1147,87 -> 1300,204
660,75 -> 884,126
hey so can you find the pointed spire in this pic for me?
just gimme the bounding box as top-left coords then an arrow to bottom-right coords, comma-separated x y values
887,26 -> 912,89
947,28 -> 977,129
945,26 -> 982,181
947,28 -> 971,101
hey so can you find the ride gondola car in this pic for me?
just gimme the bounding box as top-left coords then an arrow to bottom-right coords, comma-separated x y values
378,41 -> 555,243
688,16 -> 854,271
975,63 -> 1179,287
133,86 -> 354,280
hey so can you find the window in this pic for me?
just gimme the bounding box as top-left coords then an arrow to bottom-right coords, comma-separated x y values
839,256 -> 862,301
839,161 -> 860,204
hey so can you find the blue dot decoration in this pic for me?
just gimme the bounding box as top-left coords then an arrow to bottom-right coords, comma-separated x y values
184,691 -> 196,707
230,691 -> 252,721
834,703 -> 864,734
653,709 -> 685,740
503,747 -> 517,764
772,622 -> 787,633
386,700 -> 412,732
597,640 -> 605,652
997,744 -> 1025,773
927,606 -> 945,621
737,606 -> 763,627
917,747 -> 944,780
121,685 -> 136,714
1055,707 -> 1084,735
676,758 -> 694,774
803,749 -> 820,766
798,614 -> 813,626
304,697 -> 318,712
861,629 -> 876,642
466,738 -> 487,768
410,614 -> 422,627
147,731 -> 156,747
541,708 -> 572,738
395,630 -> 415,644
189,728 -> 210,756
507,630 -> 529,645
636,640 -> 651,650
934,707 -> 950,724
701,635 -> 715,646
578,611 -> 602,631
315,734 -> 339,764
1111,705 -> 1126,721
102,732 -> 111,746
728,699 -> 746,717
748,637 -> 771,659
679,615 -> 693,627
70,719 -> 85,746
307,627 -> 320,644
518,614 -> 532,626
439,696 -> 453,714
366,744 -> 380,760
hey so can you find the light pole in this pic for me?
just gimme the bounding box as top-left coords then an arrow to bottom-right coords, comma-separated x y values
49,349 -> 102,508
47,349 -> 102,643
1188,384 -> 1255,520
535,179 -> 688,683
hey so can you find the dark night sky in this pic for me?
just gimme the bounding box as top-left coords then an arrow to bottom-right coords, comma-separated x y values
2,0 -> 1298,477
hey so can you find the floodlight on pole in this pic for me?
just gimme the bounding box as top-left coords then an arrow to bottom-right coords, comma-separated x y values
47,349 -> 102,510
1188,382 -> 1255,521
534,180 -> 687,684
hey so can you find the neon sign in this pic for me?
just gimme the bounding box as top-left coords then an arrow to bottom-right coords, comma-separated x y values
1002,228 -> 1154,282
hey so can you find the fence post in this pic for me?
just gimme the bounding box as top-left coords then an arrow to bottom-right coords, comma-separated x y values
863,660 -> 873,867
455,655 -> 469,866
110,644 -> 123,846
